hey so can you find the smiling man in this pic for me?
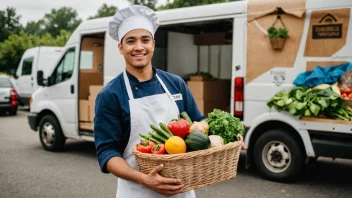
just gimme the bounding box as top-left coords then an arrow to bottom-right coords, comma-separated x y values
93,5 -> 204,198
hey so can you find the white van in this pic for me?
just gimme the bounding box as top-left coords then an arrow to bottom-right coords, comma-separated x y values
15,46 -> 64,106
28,0 -> 352,182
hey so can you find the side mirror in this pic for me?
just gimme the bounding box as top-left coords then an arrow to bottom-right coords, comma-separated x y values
37,70 -> 45,86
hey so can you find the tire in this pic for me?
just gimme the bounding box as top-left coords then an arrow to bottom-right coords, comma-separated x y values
38,115 -> 66,152
9,108 -> 17,116
253,129 -> 304,182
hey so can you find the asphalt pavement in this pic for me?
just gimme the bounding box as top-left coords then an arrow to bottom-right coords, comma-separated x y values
0,109 -> 351,198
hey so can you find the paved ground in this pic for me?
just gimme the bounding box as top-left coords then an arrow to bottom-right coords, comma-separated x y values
1,109 -> 351,198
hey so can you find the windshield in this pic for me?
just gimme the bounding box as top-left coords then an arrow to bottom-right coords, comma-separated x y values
0,77 -> 12,88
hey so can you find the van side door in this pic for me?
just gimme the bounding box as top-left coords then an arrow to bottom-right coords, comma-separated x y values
47,45 -> 78,137
16,57 -> 34,105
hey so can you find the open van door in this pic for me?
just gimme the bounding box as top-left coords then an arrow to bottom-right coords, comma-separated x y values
45,44 -> 79,137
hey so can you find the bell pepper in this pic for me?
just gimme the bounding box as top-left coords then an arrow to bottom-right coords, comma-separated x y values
137,140 -> 154,153
151,143 -> 165,154
167,118 -> 190,139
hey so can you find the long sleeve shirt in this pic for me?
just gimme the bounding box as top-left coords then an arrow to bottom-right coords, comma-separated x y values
94,67 -> 204,173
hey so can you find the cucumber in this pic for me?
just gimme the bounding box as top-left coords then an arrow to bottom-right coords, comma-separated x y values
139,133 -> 150,140
150,124 -> 171,139
159,123 -> 173,137
181,111 -> 193,126
149,137 -> 161,144
149,131 -> 167,143
139,133 -> 161,144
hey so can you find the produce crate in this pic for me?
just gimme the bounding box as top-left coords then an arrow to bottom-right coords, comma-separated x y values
132,138 -> 243,191
344,99 -> 352,108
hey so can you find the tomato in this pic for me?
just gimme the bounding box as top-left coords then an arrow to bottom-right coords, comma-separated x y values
345,88 -> 351,94
137,140 -> 154,153
151,144 -> 165,154
167,118 -> 190,139
348,93 -> 352,99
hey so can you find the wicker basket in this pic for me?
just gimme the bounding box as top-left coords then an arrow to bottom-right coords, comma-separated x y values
132,138 -> 243,191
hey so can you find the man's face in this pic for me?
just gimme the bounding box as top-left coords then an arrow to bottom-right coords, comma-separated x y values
118,29 -> 155,69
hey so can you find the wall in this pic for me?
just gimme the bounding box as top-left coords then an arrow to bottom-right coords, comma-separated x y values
167,31 -> 232,79
167,32 -> 198,77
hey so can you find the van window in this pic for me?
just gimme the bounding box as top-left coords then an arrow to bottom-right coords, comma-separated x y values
0,76 -> 12,88
21,57 -> 33,75
80,51 -> 93,69
52,48 -> 75,85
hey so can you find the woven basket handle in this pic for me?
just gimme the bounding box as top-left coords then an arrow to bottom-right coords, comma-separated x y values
237,134 -> 243,143
237,134 -> 246,150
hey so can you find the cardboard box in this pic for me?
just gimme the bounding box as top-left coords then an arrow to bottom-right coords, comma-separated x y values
195,100 -> 230,118
80,122 -> 94,130
89,96 -> 96,122
187,80 -> 231,101
89,85 -> 103,99
79,100 -> 90,121
79,72 -> 103,99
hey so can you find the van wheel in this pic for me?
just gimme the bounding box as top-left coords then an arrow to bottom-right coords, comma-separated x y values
39,115 -> 66,152
253,129 -> 304,182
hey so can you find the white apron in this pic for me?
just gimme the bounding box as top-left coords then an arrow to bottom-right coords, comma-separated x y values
116,70 -> 196,198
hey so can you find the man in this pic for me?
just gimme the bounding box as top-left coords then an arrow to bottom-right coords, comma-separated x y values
94,5 -> 203,198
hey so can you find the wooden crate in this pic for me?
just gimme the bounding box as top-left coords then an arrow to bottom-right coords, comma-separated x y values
300,117 -> 352,124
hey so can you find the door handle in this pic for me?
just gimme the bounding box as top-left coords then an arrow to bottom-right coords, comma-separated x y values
71,85 -> 74,94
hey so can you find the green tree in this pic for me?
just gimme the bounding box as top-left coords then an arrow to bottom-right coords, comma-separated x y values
129,0 -> 157,10
157,0 -> 236,10
0,31 -> 71,73
24,19 -> 45,36
43,7 -> 82,37
89,3 -> 118,19
0,7 -> 22,42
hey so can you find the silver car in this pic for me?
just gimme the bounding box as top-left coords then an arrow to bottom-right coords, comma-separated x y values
0,75 -> 18,115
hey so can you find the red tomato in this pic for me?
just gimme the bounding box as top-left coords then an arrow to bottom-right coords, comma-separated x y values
151,144 -> 165,154
137,140 -> 154,153
346,88 -> 351,94
167,118 -> 191,139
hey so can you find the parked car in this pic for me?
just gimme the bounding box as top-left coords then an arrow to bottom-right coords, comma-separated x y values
0,75 -> 19,115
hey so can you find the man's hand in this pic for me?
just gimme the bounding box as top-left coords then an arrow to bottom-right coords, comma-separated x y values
140,164 -> 184,197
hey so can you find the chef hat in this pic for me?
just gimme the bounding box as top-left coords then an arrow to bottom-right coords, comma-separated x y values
109,5 -> 160,42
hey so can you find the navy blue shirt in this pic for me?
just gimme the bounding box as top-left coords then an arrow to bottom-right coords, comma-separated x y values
94,67 -> 204,173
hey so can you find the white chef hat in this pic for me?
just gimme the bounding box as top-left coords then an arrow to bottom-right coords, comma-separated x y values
109,5 -> 160,43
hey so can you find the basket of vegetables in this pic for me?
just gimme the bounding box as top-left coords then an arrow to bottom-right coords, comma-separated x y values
132,109 -> 244,191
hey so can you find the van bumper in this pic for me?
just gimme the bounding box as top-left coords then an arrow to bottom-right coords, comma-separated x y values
27,113 -> 38,131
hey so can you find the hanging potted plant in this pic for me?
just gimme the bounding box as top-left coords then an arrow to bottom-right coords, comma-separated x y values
268,25 -> 288,50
